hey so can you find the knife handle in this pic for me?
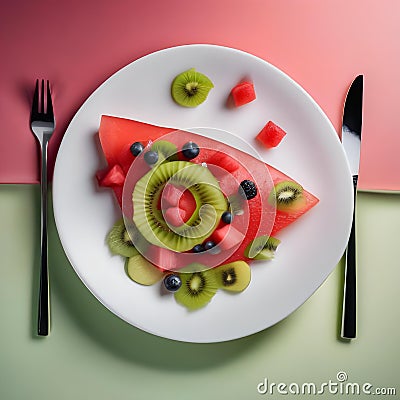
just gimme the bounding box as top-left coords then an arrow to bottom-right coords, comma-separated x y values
341,175 -> 358,339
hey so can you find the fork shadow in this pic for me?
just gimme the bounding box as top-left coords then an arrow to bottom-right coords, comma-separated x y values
46,193 -> 300,372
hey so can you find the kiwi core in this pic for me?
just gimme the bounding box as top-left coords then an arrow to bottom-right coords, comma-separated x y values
187,273 -> 206,295
222,268 -> 237,286
277,187 -> 301,202
185,82 -> 199,97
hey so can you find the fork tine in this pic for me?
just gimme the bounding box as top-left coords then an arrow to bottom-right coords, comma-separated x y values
31,79 -> 39,119
40,79 -> 45,114
46,80 -> 54,119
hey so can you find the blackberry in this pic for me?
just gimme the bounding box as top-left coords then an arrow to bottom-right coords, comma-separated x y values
239,180 -> 257,200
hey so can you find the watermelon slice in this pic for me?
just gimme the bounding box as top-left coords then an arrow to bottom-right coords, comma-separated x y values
98,116 -> 174,173
96,115 -> 318,268
210,224 -> 245,251
206,151 -> 240,173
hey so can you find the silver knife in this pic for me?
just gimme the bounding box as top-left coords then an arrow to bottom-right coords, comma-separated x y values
341,75 -> 363,339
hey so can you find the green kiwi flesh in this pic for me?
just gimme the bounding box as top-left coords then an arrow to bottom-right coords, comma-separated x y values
214,261 -> 251,292
133,161 -> 227,252
150,140 -> 178,161
174,270 -> 218,310
244,236 -> 281,260
125,255 -> 164,285
171,68 -> 214,107
269,181 -> 305,212
107,219 -> 139,258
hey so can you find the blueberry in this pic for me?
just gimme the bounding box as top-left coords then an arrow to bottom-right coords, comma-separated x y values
163,274 -> 182,292
204,241 -> 216,251
192,244 -> 205,253
144,150 -> 159,165
182,141 -> 200,159
130,141 -> 144,156
221,211 -> 233,224
239,180 -> 258,200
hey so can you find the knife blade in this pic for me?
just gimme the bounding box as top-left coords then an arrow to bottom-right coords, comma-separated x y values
341,75 -> 363,339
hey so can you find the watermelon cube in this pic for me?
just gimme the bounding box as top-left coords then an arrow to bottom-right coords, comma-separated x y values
161,184 -> 184,207
256,121 -> 287,148
230,81 -> 256,107
163,207 -> 188,227
178,190 -> 196,218
97,164 -> 125,187
159,185 -> 196,221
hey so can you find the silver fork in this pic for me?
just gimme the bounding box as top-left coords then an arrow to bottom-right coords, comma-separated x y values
30,79 -> 55,336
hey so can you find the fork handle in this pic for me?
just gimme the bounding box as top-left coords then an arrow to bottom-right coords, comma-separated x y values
38,137 -> 50,336
341,175 -> 358,339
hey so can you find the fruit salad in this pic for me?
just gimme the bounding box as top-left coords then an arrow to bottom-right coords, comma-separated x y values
96,115 -> 319,311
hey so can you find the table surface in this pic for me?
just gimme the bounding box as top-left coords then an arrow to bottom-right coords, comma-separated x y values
2,1 -> 400,399
1,185 -> 399,399
1,0 -> 400,191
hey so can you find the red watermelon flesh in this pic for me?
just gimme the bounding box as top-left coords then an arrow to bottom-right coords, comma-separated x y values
210,224 -> 245,251
163,207 -> 188,227
98,115 -> 175,174
97,115 -> 319,269
160,183 -> 184,207
158,185 -> 196,224
178,190 -> 197,221
230,81 -> 256,107
207,151 -> 240,173
257,121 -> 287,148
96,164 -> 125,187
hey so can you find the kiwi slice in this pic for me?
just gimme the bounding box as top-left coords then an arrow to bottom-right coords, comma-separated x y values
133,161 -> 227,252
171,68 -> 214,107
150,140 -> 178,161
174,270 -> 218,310
269,181 -> 306,212
125,255 -> 164,285
244,236 -> 281,260
214,261 -> 251,292
107,219 -> 139,257
227,194 -> 243,215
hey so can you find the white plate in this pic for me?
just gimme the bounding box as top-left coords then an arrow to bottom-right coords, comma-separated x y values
53,44 -> 353,343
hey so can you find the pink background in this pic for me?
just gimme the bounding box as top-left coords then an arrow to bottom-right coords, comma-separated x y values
1,0 -> 399,191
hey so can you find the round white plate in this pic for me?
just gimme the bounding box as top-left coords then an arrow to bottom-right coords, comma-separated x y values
53,44 -> 353,343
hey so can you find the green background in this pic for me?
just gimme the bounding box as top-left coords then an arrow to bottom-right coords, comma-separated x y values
0,185 -> 399,399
